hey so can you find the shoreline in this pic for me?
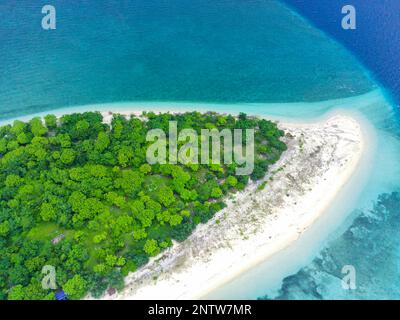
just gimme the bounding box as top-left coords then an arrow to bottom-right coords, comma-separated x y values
86,112 -> 364,300
0,100 -> 371,300
0,89 -> 385,126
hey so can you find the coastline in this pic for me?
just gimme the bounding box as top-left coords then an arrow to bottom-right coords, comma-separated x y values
85,112 -> 364,300
0,99 -> 372,300
0,89 -> 386,126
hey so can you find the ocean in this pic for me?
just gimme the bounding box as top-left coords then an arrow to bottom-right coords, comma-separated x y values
0,0 -> 375,119
1,0 -> 399,299
283,0 -> 400,105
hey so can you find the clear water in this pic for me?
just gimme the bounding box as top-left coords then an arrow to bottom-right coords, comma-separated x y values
0,0 -> 399,299
206,90 -> 400,299
284,0 -> 400,104
0,0 -> 374,119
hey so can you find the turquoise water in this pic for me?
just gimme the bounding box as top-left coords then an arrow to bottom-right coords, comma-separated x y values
0,0 -> 374,119
206,90 -> 400,299
1,0 -> 399,299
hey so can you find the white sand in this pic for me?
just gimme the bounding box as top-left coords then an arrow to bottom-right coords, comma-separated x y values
0,101 -> 372,300
90,111 -> 364,300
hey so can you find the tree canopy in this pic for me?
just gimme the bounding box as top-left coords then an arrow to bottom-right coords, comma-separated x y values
0,111 -> 286,300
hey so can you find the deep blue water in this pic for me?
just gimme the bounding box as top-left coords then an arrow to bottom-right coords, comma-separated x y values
1,0 -> 400,300
283,0 -> 400,105
260,0 -> 400,300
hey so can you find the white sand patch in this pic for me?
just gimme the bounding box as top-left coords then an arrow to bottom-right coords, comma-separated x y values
88,113 -> 364,300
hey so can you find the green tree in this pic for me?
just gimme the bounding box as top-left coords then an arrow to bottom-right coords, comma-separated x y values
63,275 -> 87,300
60,149 -> 76,165
169,214 -> 183,227
17,132 -> 30,145
8,285 -> 25,300
211,187 -> 223,198
10,120 -> 26,136
5,174 -> 23,188
40,202 -> 56,222
226,176 -> 238,187
30,117 -> 48,137
143,239 -> 160,257
44,114 -> 57,129
95,131 -> 110,152
0,221 -> 10,236
139,163 -> 152,174
157,186 -> 175,207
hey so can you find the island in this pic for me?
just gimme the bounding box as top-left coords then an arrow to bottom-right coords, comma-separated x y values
0,109 -> 365,300
99,112 -> 364,300
0,110 -> 288,300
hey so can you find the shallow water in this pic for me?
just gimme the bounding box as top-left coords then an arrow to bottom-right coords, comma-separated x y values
206,90 -> 400,299
1,0 -> 399,299
0,0 -> 374,120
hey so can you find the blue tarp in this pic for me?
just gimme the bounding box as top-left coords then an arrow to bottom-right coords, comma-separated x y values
55,290 -> 67,300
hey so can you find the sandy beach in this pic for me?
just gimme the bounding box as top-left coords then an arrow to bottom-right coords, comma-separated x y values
84,111 -> 365,300
0,107 -> 365,300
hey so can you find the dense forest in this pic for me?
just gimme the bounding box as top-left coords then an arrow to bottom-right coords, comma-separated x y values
0,111 -> 286,300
